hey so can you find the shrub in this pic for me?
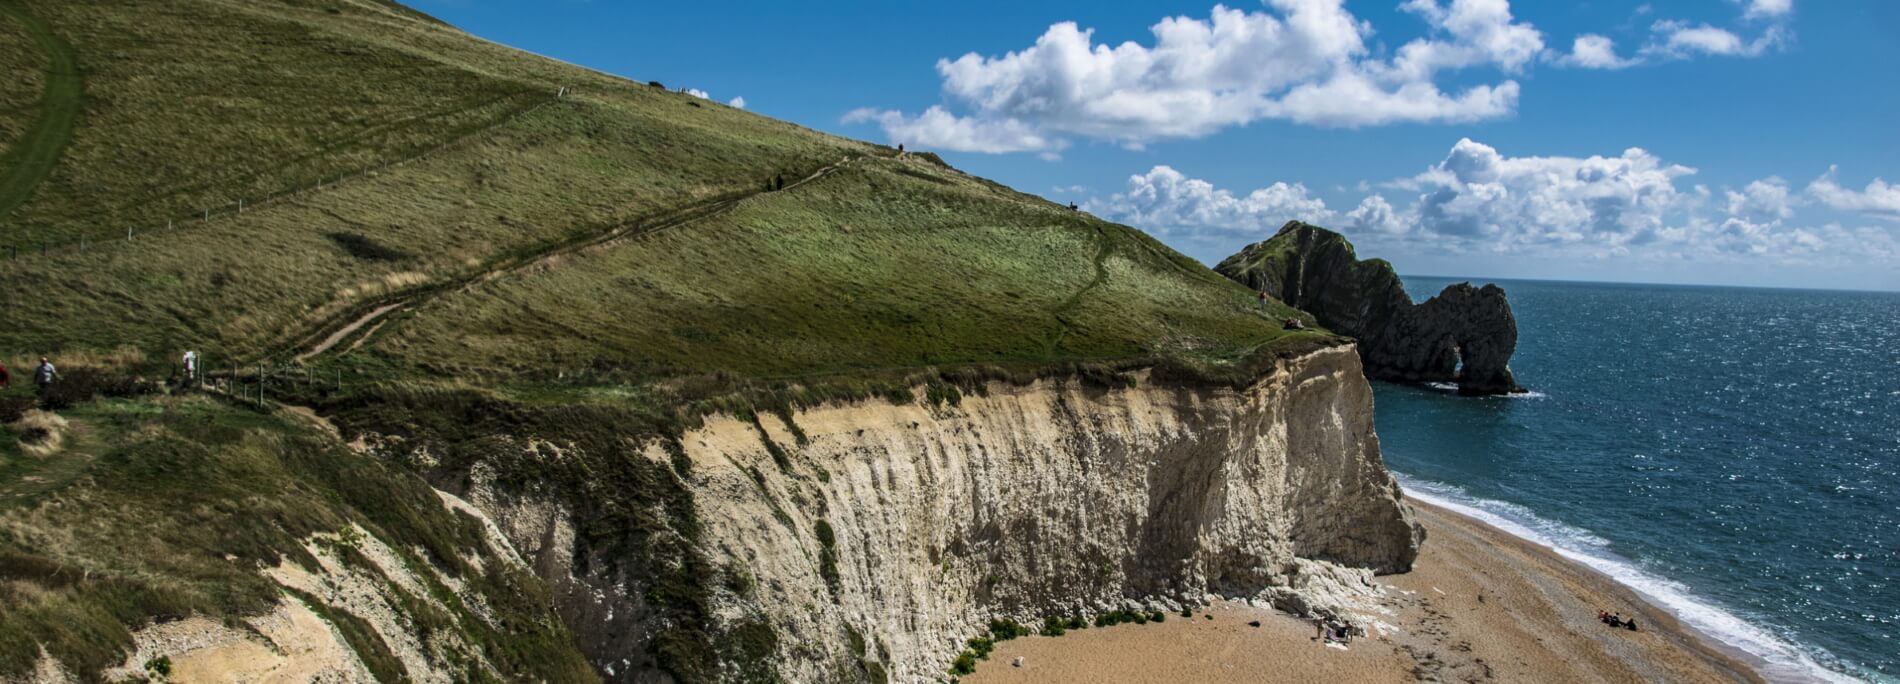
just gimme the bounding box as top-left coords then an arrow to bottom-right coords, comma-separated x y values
0,396 -> 33,423
145,656 -> 172,677
1181,607 -> 1194,618
1040,616 -> 1067,637
949,650 -> 978,676
1151,611 -> 1166,623
988,618 -> 1032,641
325,232 -> 412,261
815,520 -> 840,595
39,367 -> 150,410
966,636 -> 994,659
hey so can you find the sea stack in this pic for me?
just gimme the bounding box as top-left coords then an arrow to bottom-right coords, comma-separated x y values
1216,221 -> 1525,396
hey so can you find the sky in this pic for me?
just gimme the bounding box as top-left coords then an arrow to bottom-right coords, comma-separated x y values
415,0 -> 1900,291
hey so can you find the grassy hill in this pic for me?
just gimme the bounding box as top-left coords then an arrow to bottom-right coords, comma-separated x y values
0,0 -> 1334,680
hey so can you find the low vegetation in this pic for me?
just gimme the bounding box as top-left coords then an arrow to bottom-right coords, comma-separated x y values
0,389 -> 593,680
0,0 -> 1340,681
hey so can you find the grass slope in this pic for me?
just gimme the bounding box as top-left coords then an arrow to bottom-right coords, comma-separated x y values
0,0 -> 79,224
0,1 -> 1338,680
0,392 -> 596,681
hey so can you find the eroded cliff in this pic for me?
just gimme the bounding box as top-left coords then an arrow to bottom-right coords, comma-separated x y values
398,345 -> 1421,682
1217,221 -> 1525,395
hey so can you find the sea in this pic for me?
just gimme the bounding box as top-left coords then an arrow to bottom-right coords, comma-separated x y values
1374,276 -> 1900,683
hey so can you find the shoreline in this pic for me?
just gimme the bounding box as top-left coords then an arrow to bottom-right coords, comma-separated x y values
964,499 -> 1766,683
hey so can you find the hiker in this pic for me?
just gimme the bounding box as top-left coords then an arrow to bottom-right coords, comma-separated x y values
1068,202 -> 1078,211
1258,291 -> 1270,309
33,357 -> 56,393
1316,618 -> 1325,640
1625,617 -> 1639,632
182,350 -> 198,383
775,174 -> 784,191
0,361 -> 9,388
898,143 -> 905,154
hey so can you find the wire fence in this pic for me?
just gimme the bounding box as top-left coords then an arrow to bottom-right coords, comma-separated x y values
0,87 -> 572,265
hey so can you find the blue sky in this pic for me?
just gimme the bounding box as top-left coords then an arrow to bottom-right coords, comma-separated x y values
417,1 -> 1900,291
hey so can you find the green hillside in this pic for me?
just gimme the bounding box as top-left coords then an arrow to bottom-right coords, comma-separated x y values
0,0 -> 1333,680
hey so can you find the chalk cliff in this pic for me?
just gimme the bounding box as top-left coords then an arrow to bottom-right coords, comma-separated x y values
1217,221 -> 1525,395
402,345 -> 1422,681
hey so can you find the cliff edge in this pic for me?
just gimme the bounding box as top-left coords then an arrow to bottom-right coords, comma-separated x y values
1216,221 -> 1525,396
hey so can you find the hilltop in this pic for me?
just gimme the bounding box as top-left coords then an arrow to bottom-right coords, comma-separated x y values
0,1 -> 1354,681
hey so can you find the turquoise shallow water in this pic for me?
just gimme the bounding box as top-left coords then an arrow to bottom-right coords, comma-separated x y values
1374,277 -> 1900,682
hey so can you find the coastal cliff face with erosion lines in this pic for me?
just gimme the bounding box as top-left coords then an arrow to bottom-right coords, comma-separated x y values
1217,221 -> 1526,396
314,345 -> 1417,682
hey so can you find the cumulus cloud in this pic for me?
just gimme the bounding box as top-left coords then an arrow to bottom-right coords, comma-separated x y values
1739,0 -> 1793,20
1555,1 -> 1793,69
1808,167 -> 1900,221
1725,177 -> 1795,220
685,88 -> 710,99
1557,34 -> 1638,69
1402,138 -> 1698,247
1085,165 -> 1333,235
1088,139 -> 1879,264
728,96 -> 746,109
848,0 -> 1543,152
1645,20 -> 1784,58
1345,195 -> 1410,234
842,107 -> 1057,154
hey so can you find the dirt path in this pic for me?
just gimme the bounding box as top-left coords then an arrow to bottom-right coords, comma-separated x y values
1045,227 -> 1114,355
291,155 -> 863,360
0,0 -> 81,224
295,302 -> 404,362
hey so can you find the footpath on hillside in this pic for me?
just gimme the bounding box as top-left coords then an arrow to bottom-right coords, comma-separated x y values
293,155 -> 867,361
0,0 -> 81,224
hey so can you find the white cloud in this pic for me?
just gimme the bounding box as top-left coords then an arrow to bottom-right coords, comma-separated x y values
842,107 -> 1057,154
1404,138 -> 1698,248
1345,195 -> 1411,234
685,88 -> 710,99
1725,177 -> 1795,220
849,1 -> 1543,152
728,96 -> 747,109
1557,34 -> 1638,69
1085,165 -> 1333,235
1739,0 -> 1793,20
1808,167 -> 1900,221
1088,139 -> 1885,266
1554,1 -> 1793,69
1646,21 -> 1783,58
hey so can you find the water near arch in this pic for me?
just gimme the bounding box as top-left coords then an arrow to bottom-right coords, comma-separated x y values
1374,276 -> 1900,682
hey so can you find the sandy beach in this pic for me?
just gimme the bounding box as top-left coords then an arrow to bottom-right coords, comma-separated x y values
965,500 -> 1763,683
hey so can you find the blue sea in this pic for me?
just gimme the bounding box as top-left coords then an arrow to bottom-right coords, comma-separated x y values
1374,277 -> 1900,683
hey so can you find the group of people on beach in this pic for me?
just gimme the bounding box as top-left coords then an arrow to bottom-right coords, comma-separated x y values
1315,618 -> 1355,644
1597,609 -> 1639,631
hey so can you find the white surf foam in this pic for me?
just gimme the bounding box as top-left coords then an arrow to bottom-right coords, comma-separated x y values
1420,381 -> 1549,399
1396,475 -> 1868,683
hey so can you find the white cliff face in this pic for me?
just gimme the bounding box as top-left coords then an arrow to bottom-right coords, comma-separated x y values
426,345 -> 1420,682
672,345 -> 1420,681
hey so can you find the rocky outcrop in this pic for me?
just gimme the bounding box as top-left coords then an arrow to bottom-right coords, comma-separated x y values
1217,221 -> 1525,395
431,344 -> 1422,682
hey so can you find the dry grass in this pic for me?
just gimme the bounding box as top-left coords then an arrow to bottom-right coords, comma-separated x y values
13,409 -> 66,457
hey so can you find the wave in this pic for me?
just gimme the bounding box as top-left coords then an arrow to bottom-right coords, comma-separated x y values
1420,381 -> 1549,399
1395,474 -> 1872,683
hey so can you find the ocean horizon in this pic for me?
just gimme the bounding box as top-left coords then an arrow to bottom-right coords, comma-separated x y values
1377,276 -> 1900,682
